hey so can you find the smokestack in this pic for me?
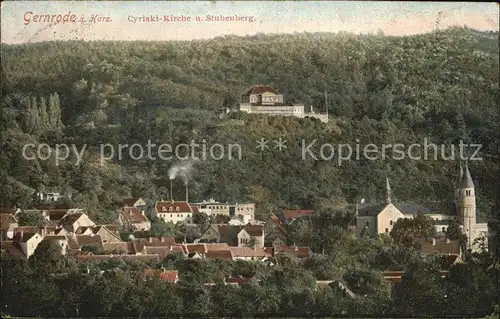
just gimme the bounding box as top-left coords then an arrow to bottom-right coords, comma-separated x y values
170,179 -> 173,202
185,184 -> 189,203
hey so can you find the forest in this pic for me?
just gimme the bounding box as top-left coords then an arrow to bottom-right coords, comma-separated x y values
0,26 -> 499,318
1,27 -> 498,224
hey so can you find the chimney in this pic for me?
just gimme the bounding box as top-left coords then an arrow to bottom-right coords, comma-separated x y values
445,238 -> 450,244
432,238 -> 436,246
160,237 -> 165,243
170,179 -> 173,202
149,237 -> 153,243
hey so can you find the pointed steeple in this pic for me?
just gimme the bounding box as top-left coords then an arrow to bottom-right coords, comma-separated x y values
386,176 -> 392,204
456,161 -> 464,188
460,161 -> 474,188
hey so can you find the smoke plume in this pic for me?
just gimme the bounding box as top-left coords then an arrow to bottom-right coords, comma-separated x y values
168,161 -> 194,186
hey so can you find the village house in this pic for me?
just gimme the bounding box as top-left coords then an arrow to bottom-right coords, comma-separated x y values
230,203 -> 255,224
281,209 -> 314,225
238,84 -> 328,122
264,214 -> 288,246
58,211 -> 95,234
13,231 -> 44,258
79,225 -> 123,243
144,269 -> 179,284
123,197 -> 147,211
0,213 -> 18,240
265,244 -> 312,260
237,225 -> 264,248
118,206 -> 151,231
191,199 -> 255,223
229,246 -> 270,261
198,224 -> 265,247
228,215 -> 245,226
155,201 -> 193,224
419,237 -> 462,257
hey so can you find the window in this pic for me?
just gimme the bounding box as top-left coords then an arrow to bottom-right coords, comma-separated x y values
176,207 -> 180,212
389,220 -> 393,225
169,207 -> 173,212
180,214 -> 183,218
442,227 -> 446,232
385,228 -> 388,233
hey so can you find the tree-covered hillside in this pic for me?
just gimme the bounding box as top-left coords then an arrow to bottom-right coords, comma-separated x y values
1,27 -> 498,223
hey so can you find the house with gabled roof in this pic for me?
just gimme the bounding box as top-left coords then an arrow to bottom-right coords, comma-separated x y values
102,242 -> 136,255
144,269 -> 179,283
281,210 -> 314,225
264,214 -> 288,246
228,215 -> 245,226
123,197 -> 147,209
237,225 -> 264,248
205,249 -> 234,261
229,246 -> 270,261
155,201 -> 193,224
58,211 -> 95,234
119,206 -> 151,231
0,213 -> 18,240
13,231 -> 44,258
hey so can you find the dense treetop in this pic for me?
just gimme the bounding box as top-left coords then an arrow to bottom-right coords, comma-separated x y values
0,27 -> 498,224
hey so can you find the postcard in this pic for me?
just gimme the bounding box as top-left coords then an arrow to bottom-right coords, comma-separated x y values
1,1 -> 499,318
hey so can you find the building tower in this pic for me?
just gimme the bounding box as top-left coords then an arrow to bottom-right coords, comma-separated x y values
458,161 -> 476,249
385,176 -> 392,204
455,161 -> 463,202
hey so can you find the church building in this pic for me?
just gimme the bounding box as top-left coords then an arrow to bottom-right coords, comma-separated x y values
355,161 -> 488,252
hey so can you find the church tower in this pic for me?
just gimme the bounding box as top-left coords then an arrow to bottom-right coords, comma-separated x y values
385,176 -> 392,204
458,161 -> 476,248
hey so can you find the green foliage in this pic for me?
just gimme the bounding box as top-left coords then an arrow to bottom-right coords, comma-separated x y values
17,210 -> 47,227
390,214 -> 436,247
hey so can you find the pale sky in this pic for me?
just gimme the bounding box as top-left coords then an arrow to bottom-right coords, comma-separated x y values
1,1 -> 498,44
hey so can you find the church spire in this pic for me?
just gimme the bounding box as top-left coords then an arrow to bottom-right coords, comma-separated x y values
460,160 -> 474,189
386,176 -> 392,204
457,161 -> 464,188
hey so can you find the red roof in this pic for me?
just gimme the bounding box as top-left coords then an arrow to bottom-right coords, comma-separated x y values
205,249 -> 233,261
230,247 -> 270,258
191,206 -> 200,213
76,235 -> 102,246
143,246 -> 174,259
242,224 -> 264,237
245,85 -> 278,95
44,210 -> 68,222
144,269 -> 178,283
420,239 -> 461,255
122,207 -> 149,223
59,212 -> 84,225
283,210 -> 314,221
274,245 -> 311,258
184,244 -> 207,254
123,198 -> 142,207
102,242 -> 136,254
155,201 -> 193,213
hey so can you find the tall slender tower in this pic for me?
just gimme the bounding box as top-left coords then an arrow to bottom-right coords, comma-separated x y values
385,177 -> 392,204
458,161 -> 476,249
455,161 -> 463,202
